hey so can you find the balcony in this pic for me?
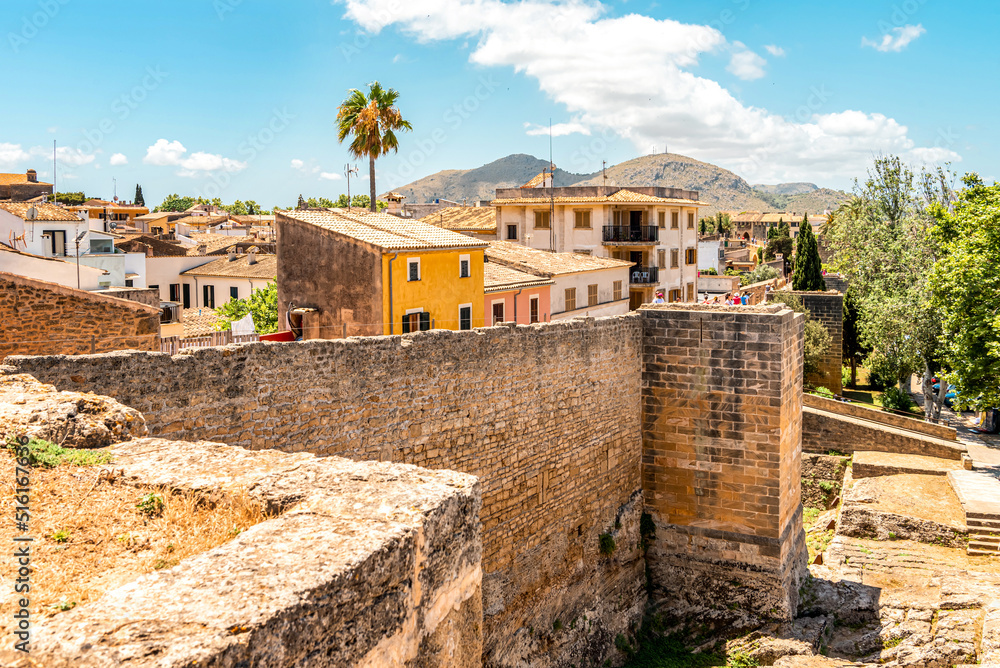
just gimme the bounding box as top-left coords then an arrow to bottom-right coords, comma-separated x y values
629,266 -> 659,285
602,225 -> 659,244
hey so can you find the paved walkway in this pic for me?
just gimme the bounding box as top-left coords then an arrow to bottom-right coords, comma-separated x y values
907,376 -> 1000,469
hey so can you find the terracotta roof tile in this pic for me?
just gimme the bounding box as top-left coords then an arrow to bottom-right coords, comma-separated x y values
181,309 -> 223,338
172,215 -> 230,227
425,206 -> 496,232
486,241 -> 631,277
0,202 -> 81,222
484,262 -> 553,292
180,254 -> 277,280
521,169 -> 552,188
186,233 -> 252,256
279,209 -> 488,251
0,173 -> 52,187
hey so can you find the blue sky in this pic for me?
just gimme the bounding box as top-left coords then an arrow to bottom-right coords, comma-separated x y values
0,0 -> 992,208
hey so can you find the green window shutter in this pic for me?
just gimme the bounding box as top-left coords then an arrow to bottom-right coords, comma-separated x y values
420,312 -> 431,331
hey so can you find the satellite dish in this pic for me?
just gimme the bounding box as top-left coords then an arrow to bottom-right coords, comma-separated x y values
109,221 -> 118,231
26,206 -> 37,220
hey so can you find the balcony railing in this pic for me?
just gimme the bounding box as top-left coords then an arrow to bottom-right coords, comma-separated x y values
629,266 -> 659,284
602,225 -> 659,244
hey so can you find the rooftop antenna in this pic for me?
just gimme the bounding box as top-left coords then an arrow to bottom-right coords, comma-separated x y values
345,164 -> 358,212
602,160 -> 607,189
53,140 -> 57,205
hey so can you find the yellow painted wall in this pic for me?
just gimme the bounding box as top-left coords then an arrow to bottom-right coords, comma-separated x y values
381,248 -> 486,334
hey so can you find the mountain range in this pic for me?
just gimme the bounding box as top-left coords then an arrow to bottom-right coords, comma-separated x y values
387,153 -> 850,216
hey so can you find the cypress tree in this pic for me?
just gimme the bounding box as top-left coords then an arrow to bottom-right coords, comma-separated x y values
792,213 -> 825,290
134,184 -> 145,207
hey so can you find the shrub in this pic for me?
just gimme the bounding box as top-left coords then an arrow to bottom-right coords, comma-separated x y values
702,267 -> 718,275
599,533 -> 616,555
881,387 -> 916,413
842,366 -> 853,389
136,493 -> 165,517
814,387 -> 834,399
740,264 -> 779,287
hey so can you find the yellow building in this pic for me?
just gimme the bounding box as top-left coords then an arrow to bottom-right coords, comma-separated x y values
67,199 -> 149,230
276,209 -> 487,337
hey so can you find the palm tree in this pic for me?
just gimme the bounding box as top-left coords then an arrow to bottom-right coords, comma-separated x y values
336,82 -> 412,212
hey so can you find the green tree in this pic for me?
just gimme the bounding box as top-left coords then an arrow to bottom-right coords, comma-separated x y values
336,81 -> 412,212
50,192 -> 87,206
214,282 -> 278,334
842,289 -> 868,388
740,263 -> 778,287
154,194 -> 197,212
297,194 -> 306,210
829,156 -> 954,419
930,173 -> 1000,411
715,212 -> 732,236
134,185 -> 145,207
792,214 -> 825,290
699,216 -> 715,235
764,220 -> 793,264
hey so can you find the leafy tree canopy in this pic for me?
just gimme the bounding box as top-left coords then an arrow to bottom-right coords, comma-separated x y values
214,282 -> 278,334
50,192 -> 87,206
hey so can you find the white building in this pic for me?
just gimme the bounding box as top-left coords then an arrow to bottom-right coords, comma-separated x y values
491,172 -> 706,308
179,252 -> 276,309
0,244 -> 107,290
485,241 -> 631,320
697,239 -> 726,275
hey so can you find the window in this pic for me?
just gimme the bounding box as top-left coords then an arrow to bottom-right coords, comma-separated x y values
565,287 -> 576,312
529,296 -> 539,323
408,258 -> 420,281
534,211 -> 550,229
492,301 -> 505,325
230,286 -> 239,300
658,249 -> 666,268
148,284 -> 159,294
670,249 -> 679,268
459,305 -> 472,331
613,210 -> 623,225
574,211 -> 591,229
125,279 -> 134,288
507,224 -> 517,240
613,280 -> 622,301
686,248 -> 697,265
686,283 -> 695,302
43,229 -> 66,256
169,284 -> 181,302
588,284 -> 598,307
669,289 -> 682,303
658,212 -> 666,229
402,309 -> 430,333
671,212 -> 679,229
182,284 -> 191,309
203,284 -> 215,309
459,254 -> 470,278
687,213 -> 695,229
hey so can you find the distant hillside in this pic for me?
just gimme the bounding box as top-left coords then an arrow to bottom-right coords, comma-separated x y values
753,182 -> 819,196
388,152 -> 849,216
388,154 -> 597,204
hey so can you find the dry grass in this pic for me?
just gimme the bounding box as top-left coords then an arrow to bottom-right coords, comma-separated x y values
1,446 -> 269,643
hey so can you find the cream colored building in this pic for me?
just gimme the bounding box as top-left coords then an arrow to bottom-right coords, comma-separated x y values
492,172 -> 706,309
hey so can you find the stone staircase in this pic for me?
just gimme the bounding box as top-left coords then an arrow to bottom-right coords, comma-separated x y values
947,469 -> 1000,556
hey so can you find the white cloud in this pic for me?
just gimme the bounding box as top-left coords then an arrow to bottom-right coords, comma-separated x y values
292,158 -> 322,174
109,153 -> 128,166
0,143 -> 30,169
862,24 -> 925,53
319,172 -> 343,180
727,43 -> 767,80
764,44 -> 785,57
524,121 -> 591,137
290,158 -> 305,170
336,0 -> 959,182
143,138 -> 246,176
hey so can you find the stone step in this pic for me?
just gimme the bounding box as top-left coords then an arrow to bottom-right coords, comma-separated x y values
971,534 -> 1000,545
969,540 -> 1000,551
852,450 -> 965,478
968,517 -> 1000,530
948,470 -> 1000,521
968,547 -> 1000,557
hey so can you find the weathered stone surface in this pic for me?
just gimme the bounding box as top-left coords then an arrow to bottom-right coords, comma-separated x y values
3,316 -> 648,668
641,304 -> 807,622
772,655 -> 857,668
727,616 -> 832,665
0,271 -> 160,360
786,291 -> 843,394
0,373 -> 146,447
802,454 -> 848,509
802,406 -> 966,460
2,438 -> 482,668
839,476 -> 967,547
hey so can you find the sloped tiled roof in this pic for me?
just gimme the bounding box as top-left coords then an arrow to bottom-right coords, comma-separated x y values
484,262 -> 553,293
181,309 -> 223,338
229,215 -> 275,225
521,169 -> 552,188
492,189 -> 705,206
486,241 -> 631,277
172,215 -> 230,227
425,206 -> 496,232
180,254 -> 277,279
0,202 -> 81,221
186,233 -> 251,256
115,235 -> 188,257
279,209 -> 488,251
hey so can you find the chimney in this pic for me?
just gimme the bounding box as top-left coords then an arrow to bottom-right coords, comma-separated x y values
26,169 -> 37,183
228,250 -> 237,262
248,248 -> 258,265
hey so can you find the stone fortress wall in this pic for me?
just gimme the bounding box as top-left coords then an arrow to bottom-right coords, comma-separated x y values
4,305 -> 807,667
